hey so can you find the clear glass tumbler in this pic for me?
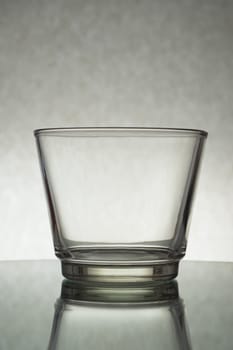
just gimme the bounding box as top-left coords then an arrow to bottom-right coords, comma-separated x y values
34,127 -> 207,281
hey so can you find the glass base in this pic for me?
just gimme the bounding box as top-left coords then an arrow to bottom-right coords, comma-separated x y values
61,260 -> 179,282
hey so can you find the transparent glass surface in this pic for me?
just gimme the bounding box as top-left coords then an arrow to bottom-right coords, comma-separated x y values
34,127 -> 207,280
48,280 -> 191,350
0,260 -> 233,350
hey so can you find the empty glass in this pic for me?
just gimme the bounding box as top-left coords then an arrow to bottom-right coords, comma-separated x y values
34,127 -> 207,281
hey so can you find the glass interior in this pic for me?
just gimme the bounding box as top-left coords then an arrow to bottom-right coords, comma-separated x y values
34,127 -> 207,273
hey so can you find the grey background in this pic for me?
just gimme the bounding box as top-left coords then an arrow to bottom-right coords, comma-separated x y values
0,0 -> 232,261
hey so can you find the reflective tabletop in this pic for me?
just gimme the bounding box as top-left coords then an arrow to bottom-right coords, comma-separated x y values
0,260 -> 232,350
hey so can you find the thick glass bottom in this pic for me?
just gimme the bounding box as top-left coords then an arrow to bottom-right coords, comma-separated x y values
61,260 -> 179,282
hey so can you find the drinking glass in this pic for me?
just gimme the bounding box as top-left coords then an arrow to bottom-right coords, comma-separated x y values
34,127 -> 207,281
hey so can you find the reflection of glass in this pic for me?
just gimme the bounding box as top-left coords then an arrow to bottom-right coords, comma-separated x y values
48,280 -> 192,350
35,127 -> 207,281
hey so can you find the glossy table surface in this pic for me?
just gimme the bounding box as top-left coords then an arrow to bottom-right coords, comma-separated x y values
0,260 -> 232,350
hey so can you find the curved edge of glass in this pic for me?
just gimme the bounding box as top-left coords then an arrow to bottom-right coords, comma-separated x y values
33,127 -> 208,138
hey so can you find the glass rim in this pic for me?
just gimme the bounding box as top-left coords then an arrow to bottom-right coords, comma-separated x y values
34,127 -> 208,137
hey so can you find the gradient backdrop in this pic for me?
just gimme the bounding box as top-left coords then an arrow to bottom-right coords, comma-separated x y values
0,0 -> 232,261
